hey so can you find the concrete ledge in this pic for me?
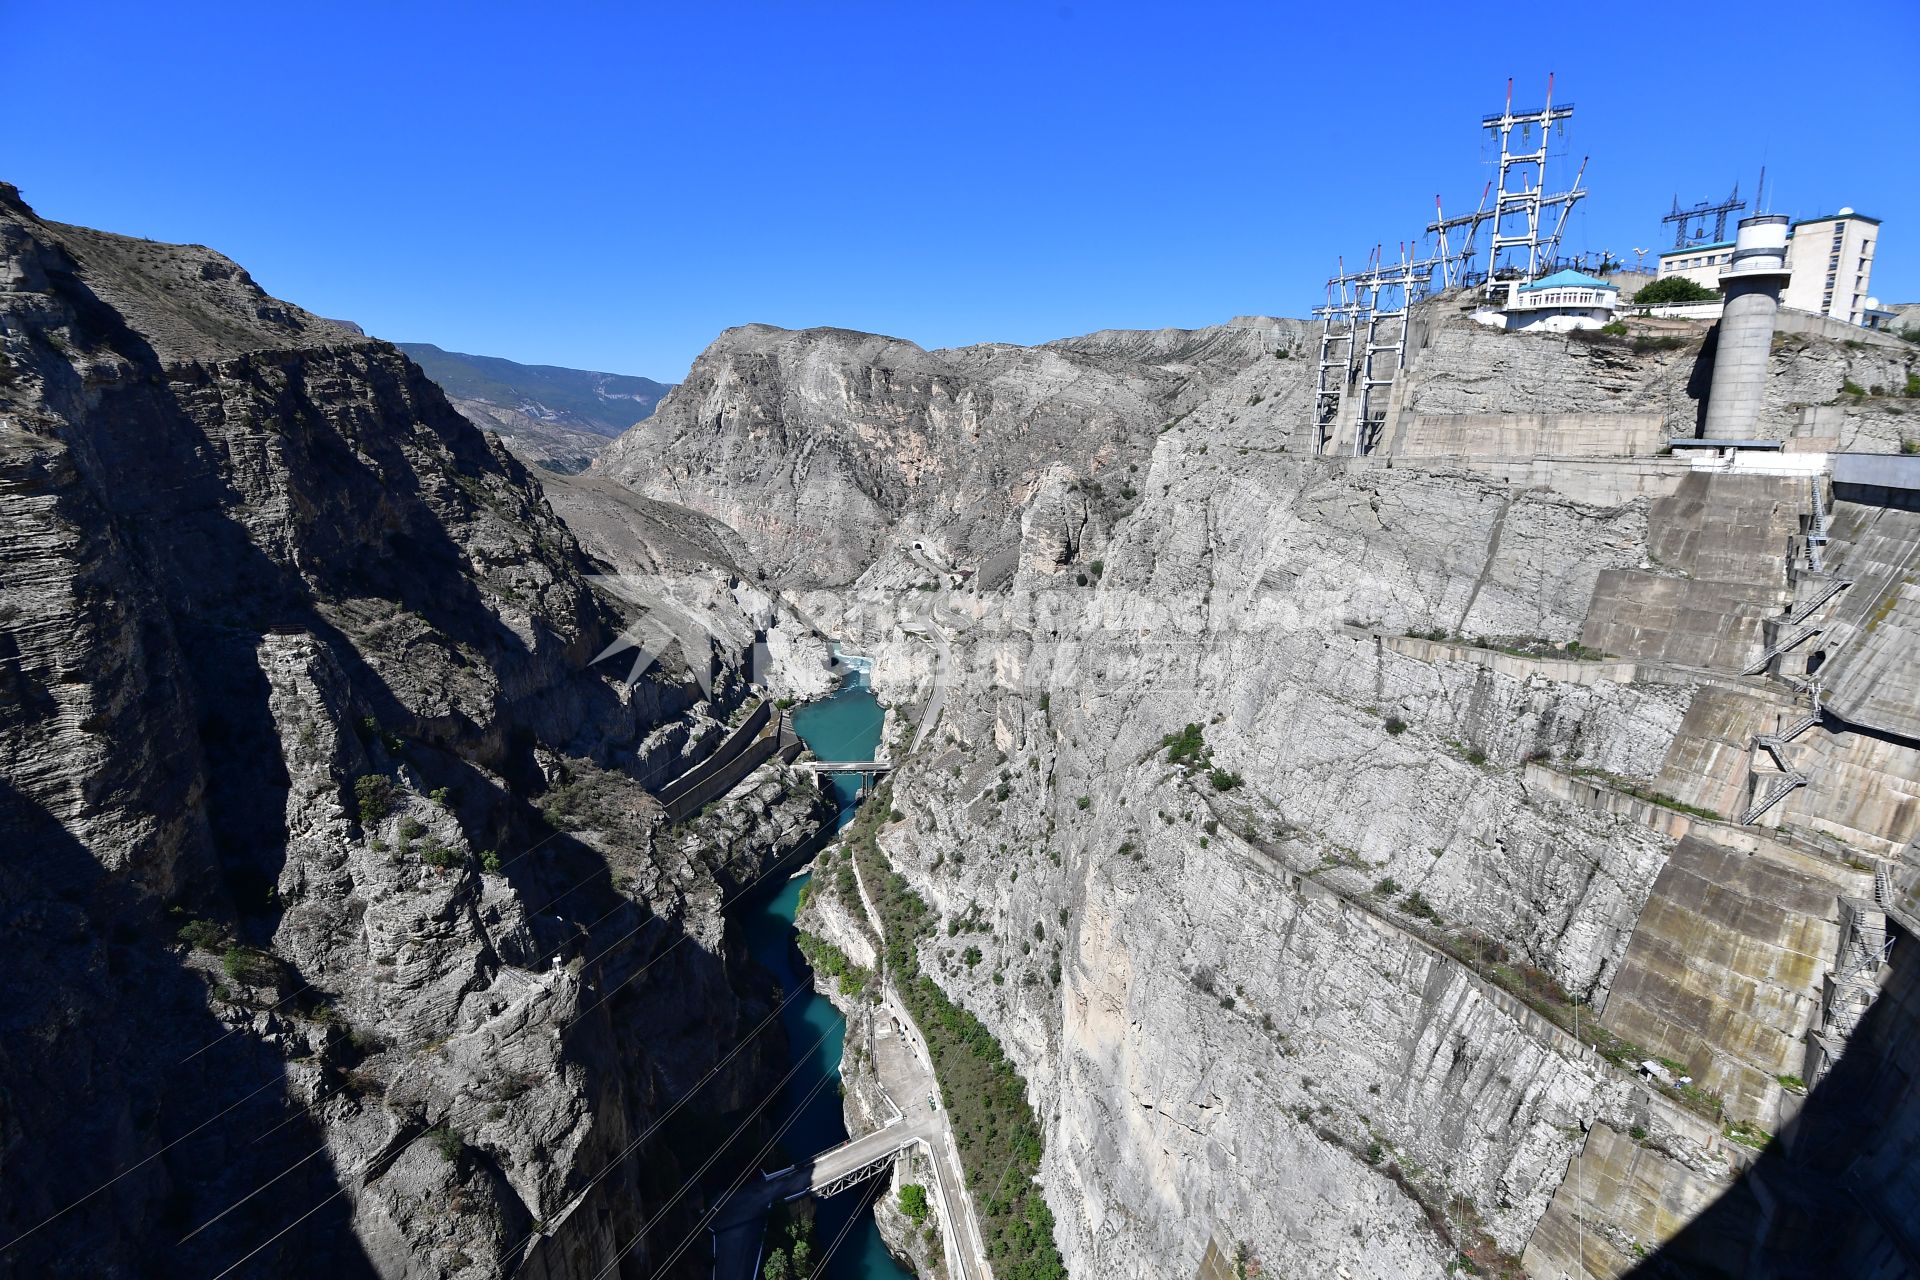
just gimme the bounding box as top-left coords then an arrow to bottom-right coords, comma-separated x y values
1834,451 -> 1920,495
1397,411 -> 1665,459
1382,634 -> 1642,685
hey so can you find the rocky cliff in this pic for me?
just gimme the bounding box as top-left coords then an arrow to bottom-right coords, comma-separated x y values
600,311 -> 1920,1278
0,185 -> 826,1279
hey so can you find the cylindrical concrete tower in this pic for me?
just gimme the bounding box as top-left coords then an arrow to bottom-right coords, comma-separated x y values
1702,214 -> 1792,439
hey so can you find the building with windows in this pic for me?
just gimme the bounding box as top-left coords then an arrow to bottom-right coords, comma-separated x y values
1654,240 -> 1734,291
1486,269 -> 1619,332
1782,210 -> 1878,324
1653,207 -> 1880,325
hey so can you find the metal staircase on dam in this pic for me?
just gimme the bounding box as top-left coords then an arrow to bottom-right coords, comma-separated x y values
1808,474 -> 1833,574
1811,887 -> 1895,1085
1743,623 -> 1826,675
1785,575 -> 1854,627
1742,770 -> 1811,825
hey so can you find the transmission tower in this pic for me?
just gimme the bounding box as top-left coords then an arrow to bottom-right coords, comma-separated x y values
1662,185 -> 1746,248
1310,255 -> 1368,455
1480,76 -> 1584,295
1353,246 -> 1442,455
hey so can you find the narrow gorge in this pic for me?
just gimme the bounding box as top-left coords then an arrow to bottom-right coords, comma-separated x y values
4,178 -> 1918,1280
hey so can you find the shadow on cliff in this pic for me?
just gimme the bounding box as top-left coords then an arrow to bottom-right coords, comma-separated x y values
30,235 -> 788,1276
0,781 -> 377,1279
1626,918 -> 1918,1278
1686,323 -> 1719,438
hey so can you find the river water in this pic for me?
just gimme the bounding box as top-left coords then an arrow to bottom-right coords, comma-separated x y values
732,674 -> 912,1278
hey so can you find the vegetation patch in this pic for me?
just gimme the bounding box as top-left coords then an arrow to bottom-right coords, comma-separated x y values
1571,767 -> 1722,821
845,793 -> 1067,1280
796,930 -> 875,998
1633,276 -> 1718,305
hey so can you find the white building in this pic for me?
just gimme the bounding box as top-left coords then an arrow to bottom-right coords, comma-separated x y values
1654,240 -> 1735,291
1493,269 -> 1619,332
1653,207 -> 1880,325
1782,210 -> 1878,325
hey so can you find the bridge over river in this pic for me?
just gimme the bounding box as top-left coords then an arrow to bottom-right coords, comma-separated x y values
708,1007 -> 987,1280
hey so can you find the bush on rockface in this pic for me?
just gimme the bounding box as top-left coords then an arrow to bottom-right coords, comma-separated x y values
354,775 -> 395,825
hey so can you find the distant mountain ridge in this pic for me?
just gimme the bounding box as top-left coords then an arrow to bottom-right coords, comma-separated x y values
396,342 -> 672,437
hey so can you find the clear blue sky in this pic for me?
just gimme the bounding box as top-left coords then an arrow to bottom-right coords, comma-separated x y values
13,1 -> 1918,381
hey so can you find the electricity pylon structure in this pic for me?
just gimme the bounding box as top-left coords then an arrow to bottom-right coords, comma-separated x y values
1311,247 -> 1442,456
1429,76 -> 1587,293
1310,258 -> 1364,456
1663,185 -> 1746,248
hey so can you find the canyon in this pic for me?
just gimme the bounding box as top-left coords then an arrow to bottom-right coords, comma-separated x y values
3,179 -> 1919,1280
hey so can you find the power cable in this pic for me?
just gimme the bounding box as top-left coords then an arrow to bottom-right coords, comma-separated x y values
619,1066 -> 841,1280
807,1175 -> 886,1280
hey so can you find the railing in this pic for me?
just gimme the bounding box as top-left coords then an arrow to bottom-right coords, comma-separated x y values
1742,771 -> 1809,824
1787,577 -> 1852,626
1744,625 -> 1824,674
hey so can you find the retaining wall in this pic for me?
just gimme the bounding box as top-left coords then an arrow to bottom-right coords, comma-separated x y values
1393,411 -> 1666,459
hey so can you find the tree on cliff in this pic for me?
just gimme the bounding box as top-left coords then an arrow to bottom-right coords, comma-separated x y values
1633,275 -> 1719,304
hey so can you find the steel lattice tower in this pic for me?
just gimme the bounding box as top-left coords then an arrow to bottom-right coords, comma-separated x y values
1430,77 -> 1587,293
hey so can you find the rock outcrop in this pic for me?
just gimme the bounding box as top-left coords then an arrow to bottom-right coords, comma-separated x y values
0,184 -> 825,1279
598,308 -> 1920,1279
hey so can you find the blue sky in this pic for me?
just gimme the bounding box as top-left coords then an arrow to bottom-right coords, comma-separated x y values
13,1 -> 1918,380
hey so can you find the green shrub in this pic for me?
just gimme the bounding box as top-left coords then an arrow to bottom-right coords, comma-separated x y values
419,842 -> 459,869
1207,768 -> 1244,791
1163,722 -> 1209,767
177,919 -> 225,951
898,1183 -> 930,1224
480,848 -> 501,873
1599,320 -> 1629,336
1075,795 -> 1092,811
1403,891 -> 1439,921
398,818 -> 426,840
1384,716 -> 1408,736
963,946 -> 983,969
1906,372 -> 1920,398
1842,378 -> 1867,397
427,1125 -> 465,1162
354,775 -> 395,825
220,945 -> 273,985
1633,275 -> 1717,304
1374,877 -> 1401,896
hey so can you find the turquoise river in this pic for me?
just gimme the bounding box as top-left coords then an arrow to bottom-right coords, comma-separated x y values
732,672 -> 912,1278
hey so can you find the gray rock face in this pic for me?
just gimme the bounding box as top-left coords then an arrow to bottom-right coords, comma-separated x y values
598,320 -> 1309,586
597,308 -> 1919,1279
0,186 -> 821,1279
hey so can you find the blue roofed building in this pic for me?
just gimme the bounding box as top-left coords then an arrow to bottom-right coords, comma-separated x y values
1477,268 -> 1620,333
